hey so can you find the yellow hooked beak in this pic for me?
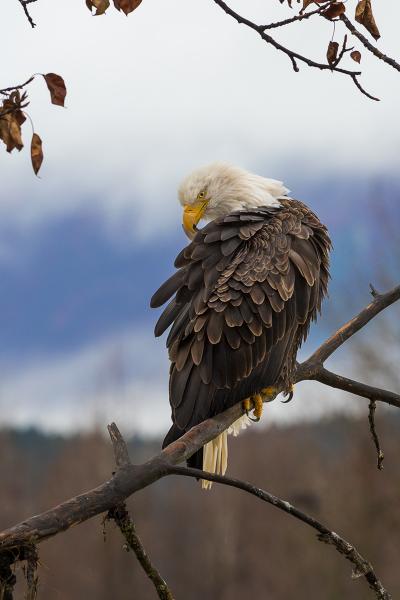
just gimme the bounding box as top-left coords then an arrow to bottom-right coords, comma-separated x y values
182,201 -> 208,239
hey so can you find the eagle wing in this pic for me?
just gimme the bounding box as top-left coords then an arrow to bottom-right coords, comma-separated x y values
151,201 -> 330,432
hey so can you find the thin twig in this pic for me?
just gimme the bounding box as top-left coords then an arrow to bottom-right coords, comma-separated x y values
368,400 -> 384,470
340,14 -> 400,73
212,0 -> 378,100
106,424 -> 175,600
0,77 -> 35,96
332,35 -> 353,68
25,546 -> 38,600
107,504 -> 174,600
16,0 -> 37,28
261,3 -> 329,30
169,465 -> 391,600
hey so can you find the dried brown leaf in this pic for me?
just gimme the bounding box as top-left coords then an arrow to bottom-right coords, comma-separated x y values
355,0 -> 380,40
302,0 -> 314,10
323,2 -> 345,20
31,133 -> 43,175
326,41 -> 339,65
43,73 -> 67,107
350,50 -> 362,63
113,0 -> 142,15
90,0 -> 110,15
0,111 -> 24,153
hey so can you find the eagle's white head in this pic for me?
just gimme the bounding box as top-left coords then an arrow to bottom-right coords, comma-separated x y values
178,162 -> 289,239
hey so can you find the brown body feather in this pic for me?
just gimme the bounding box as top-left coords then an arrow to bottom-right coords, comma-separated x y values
151,199 -> 331,467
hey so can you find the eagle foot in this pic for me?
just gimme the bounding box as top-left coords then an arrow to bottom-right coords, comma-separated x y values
261,386 -> 278,401
281,385 -> 295,404
242,394 -> 263,422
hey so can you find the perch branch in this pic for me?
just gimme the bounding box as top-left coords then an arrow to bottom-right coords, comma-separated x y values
0,283 -> 398,598
301,284 -> 400,368
169,465 -> 391,600
106,424 -> 174,600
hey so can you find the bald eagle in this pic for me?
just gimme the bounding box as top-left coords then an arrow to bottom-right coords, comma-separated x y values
151,163 -> 331,486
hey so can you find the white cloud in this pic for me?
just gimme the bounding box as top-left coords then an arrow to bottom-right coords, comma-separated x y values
1,0 -> 399,236
0,323 -> 377,436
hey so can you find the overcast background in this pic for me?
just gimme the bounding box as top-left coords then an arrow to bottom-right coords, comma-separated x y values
0,0 -> 399,436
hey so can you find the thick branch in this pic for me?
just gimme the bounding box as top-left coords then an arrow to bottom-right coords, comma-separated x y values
0,283 -> 398,597
169,465 -> 391,600
302,284 -> 400,367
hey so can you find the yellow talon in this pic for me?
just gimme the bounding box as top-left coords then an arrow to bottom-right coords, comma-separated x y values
261,386 -> 278,400
281,384 -> 295,403
252,394 -> 263,421
242,397 -> 252,414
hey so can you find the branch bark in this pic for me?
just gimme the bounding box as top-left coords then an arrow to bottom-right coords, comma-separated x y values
169,465 -> 391,600
340,14 -> 400,73
212,0 -> 380,100
106,424 -> 174,600
0,283 -> 398,598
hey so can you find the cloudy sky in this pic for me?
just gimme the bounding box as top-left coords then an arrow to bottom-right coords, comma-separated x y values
0,0 -> 399,436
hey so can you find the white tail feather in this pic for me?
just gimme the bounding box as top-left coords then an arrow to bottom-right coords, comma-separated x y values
201,415 -> 251,490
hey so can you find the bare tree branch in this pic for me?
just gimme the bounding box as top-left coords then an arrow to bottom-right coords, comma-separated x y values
212,0 -> 380,100
340,14 -> 400,73
107,504 -> 175,600
310,367 -> 400,410
25,545 -> 39,600
168,465 -> 391,600
261,3 -> 329,30
16,0 -> 37,28
300,284 -> 400,368
0,76 -> 35,96
0,283 -> 398,598
368,400 -> 384,470
106,424 -> 174,600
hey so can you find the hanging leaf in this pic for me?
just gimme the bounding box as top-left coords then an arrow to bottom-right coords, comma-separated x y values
43,73 -> 67,107
355,0 -> 380,40
350,50 -> 362,63
89,0 -> 110,15
0,101 -> 25,153
113,0 -> 142,15
31,133 -> 43,175
326,41 -> 339,65
323,2 -> 345,20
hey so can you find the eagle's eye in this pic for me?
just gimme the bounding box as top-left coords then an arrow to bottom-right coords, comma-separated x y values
197,190 -> 205,200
